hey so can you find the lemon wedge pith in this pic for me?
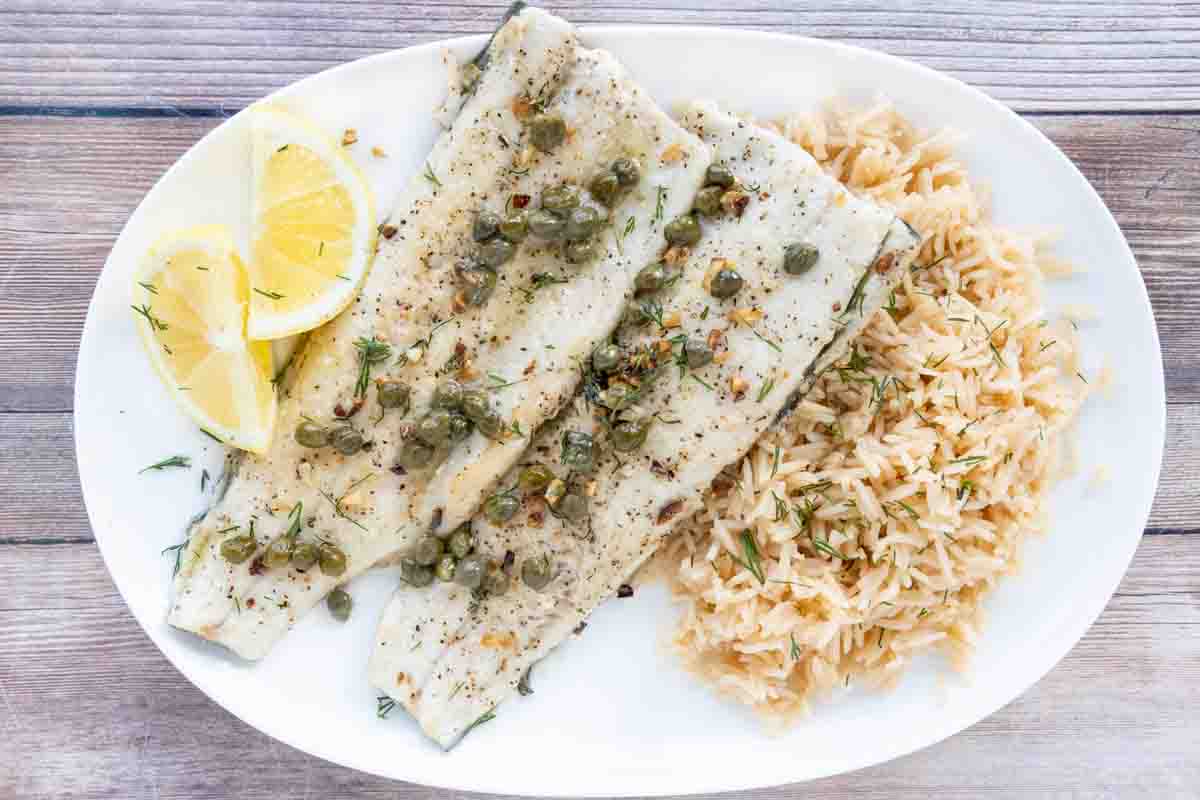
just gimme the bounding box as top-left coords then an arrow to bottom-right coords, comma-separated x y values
248,106 -> 377,340
132,225 -> 276,453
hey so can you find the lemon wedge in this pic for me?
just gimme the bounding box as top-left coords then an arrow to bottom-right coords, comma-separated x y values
247,106 -> 377,340
132,226 -> 276,453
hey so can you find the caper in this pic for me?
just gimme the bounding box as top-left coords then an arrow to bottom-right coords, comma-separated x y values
220,532 -> 257,564
664,214 -> 702,246
518,463 -> 555,492
416,409 -> 453,447
529,112 -> 566,153
705,163 -> 735,188
561,430 -> 596,471
454,553 -> 487,588
521,555 -> 553,591
376,379 -> 410,413
330,425 -> 364,456
460,389 -> 493,424
317,542 -> 348,577
683,337 -> 715,369
326,588 -> 353,622
414,535 -> 444,567
611,157 -> 640,187
263,536 -> 293,569
544,477 -> 567,507
484,492 -> 520,525
589,172 -> 621,207
448,525 -> 474,558
447,412 -> 473,444
291,541 -> 319,570
600,382 -> 637,412
611,418 -> 651,452
401,558 -> 434,588
499,210 -> 528,242
564,239 -> 599,265
459,264 -> 498,305
435,553 -> 457,582
694,185 -> 725,218
472,409 -> 504,439
397,438 -> 435,470
472,210 -> 501,242
432,379 -> 465,410
528,209 -> 567,240
483,567 -> 510,596
295,420 -> 329,448
592,343 -> 622,373
635,263 -> 670,293
541,184 -> 580,213
565,206 -> 601,241
783,242 -> 820,275
478,237 -> 516,268
557,492 -> 589,522
460,62 -> 482,93
709,267 -> 745,299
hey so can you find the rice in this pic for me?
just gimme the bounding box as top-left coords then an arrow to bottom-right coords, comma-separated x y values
660,97 -> 1090,718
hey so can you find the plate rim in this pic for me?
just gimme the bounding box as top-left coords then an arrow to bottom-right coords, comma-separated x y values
75,22 -> 1166,796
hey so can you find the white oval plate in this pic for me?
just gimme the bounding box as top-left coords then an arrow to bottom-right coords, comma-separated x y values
76,25 -> 1165,797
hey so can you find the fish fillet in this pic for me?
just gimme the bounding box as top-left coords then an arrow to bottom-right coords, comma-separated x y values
368,101 -> 921,747
167,7 -> 710,659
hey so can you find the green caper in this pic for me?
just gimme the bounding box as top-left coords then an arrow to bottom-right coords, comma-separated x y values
329,425 -> 364,456
592,343 -> 622,373
709,267 -> 745,299
521,555 -> 553,591
295,420 -> 329,448
317,542 -> 348,577
600,382 -> 637,412
435,553 -> 457,582
635,263 -> 670,292
500,210 -> 528,242
528,209 -> 567,240
447,412 -> 473,444
564,239 -> 599,265
611,157 -> 640,187
611,418 -> 651,452
705,163 -> 735,188
263,536 -> 293,569
460,62 -> 482,93
454,554 -> 487,588
376,378 -> 411,413
460,389 -> 493,424
472,210 -> 501,242
483,567 -> 510,596
541,184 -> 580,213
291,541 -> 319,570
565,206 -> 601,241
416,409 -> 453,447
397,438 -> 435,470
220,532 -> 257,564
664,214 -> 702,247
413,535 -> 444,566
557,492 -> 589,522
326,588 -> 353,622
783,242 -> 820,275
401,558 -> 434,588
693,185 -> 725,218
448,525 -> 474,558
683,337 -> 715,368
472,409 -> 504,439
433,379 -> 465,410
589,172 -> 621,207
529,112 -> 566,153
561,430 -> 596,471
518,463 -> 555,492
484,492 -> 520,524
459,264 -> 497,305
478,237 -> 516,268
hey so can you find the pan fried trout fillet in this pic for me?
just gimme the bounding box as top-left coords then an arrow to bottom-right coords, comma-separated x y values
167,7 -> 709,659
368,101 -> 921,747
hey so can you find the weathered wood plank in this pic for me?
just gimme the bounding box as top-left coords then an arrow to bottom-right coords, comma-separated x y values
3,1 -> 1199,112
0,535 -> 1196,798
1,113 -> 1197,413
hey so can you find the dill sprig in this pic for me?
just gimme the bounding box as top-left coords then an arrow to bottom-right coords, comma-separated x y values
770,444 -> 782,479
637,298 -> 667,331
615,216 -> 636,256
947,455 -> 987,467
515,272 -> 568,303
749,326 -> 782,353
131,304 -> 169,331
253,288 -> 285,300
772,491 -> 788,523
398,319 -> 452,367
353,337 -> 392,398
812,536 -> 848,560
319,474 -> 373,531
487,371 -> 525,391
733,531 -> 766,584
422,161 -> 442,187
653,186 -> 667,224
462,709 -> 496,738
376,695 -> 397,719
139,455 -> 190,474
137,281 -> 158,295
161,540 -> 187,576
756,376 -> 776,403
790,633 -> 802,661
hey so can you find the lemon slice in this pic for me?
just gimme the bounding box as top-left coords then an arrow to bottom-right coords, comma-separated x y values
247,106 -> 377,340
132,226 -> 276,453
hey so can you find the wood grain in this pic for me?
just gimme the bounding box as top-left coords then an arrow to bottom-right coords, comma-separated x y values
1,113 -> 1197,414
3,1 -> 1199,112
1,535 -> 1196,799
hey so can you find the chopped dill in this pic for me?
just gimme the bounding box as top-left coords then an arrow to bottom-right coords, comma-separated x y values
253,288 -> 285,300
770,444 -> 781,479
772,491 -> 788,522
790,633 -> 801,661
947,455 -> 987,467
137,281 -> 158,295
130,303 -> 168,331
161,541 -> 187,576
812,536 -> 847,560
376,695 -> 397,719
139,455 -> 190,474
653,186 -> 667,224
749,326 -> 782,353
422,161 -> 442,187
1039,340 -> 1057,353
462,709 -> 496,738
515,272 -> 568,303
756,377 -> 776,403
353,337 -> 392,398
487,371 -> 525,391
733,531 -> 766,584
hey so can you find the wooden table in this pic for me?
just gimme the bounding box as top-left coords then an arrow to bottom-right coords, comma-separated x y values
2,2 -> 1197,797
